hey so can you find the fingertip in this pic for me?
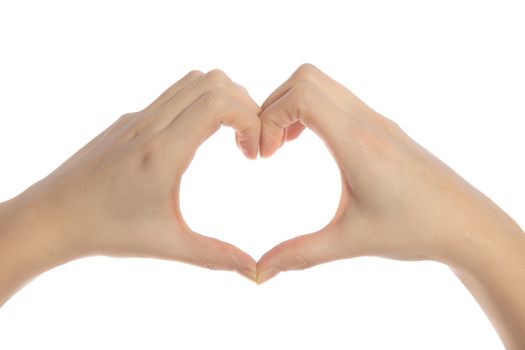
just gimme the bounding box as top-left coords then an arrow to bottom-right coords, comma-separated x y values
259,148 -> 272,159
255,251 -> 278,284
238,268 -> 258,283
238,139 -> 259,160
257,266 -> 281,285
233,248 -> 257,277
259,135 -> 280,159
187,231 -> 257,278
246,150 -> 259,160
259,106 -> 287,158
233,107 -> 261,160
245,139 -> 260,160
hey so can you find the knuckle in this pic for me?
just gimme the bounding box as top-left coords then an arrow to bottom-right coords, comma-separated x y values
203,261 -> 219,271
234,82 -> 250,96
290,80 -> 316,115
272,244 -> 312,271
113,113 -> 140,140
293,63 -> 320,82
205,68 -> 232,87
119,112 -> 135,123
186,69 -> 204,81
294,253 -> 312,270
202,87 -> 230,110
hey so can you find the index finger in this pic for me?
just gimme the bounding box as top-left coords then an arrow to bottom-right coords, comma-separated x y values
163,86 -> 261,164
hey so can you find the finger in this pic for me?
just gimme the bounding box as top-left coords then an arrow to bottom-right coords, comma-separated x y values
256,225 -> 345,284
284,121 -> 306,142
163,88 -> 260,161
259,80 -> 355,159
151,69 -> 259,133
233,82 -> 259,111
261,63 -> 352,112
276,122 -> 306,149
144,70 -> 204,110
181,231 -> 257,281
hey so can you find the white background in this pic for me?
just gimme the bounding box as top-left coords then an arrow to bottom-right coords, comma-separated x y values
0,0 -> 524,349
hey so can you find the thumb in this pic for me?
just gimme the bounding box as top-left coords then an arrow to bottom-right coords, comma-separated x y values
259,80 -> 353,160
256,225 -> 345,284
181,230 -> 257,282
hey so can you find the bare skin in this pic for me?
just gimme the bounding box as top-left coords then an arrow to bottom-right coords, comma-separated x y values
256,64 -> 525,349
1,65 -> 524,348
0,69 -> 260,306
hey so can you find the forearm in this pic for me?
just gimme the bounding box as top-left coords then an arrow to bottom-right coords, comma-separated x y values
0,194 -> 75,307
446,215 -> 525,349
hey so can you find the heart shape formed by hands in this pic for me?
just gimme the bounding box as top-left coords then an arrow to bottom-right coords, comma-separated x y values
144,61 -> 473,287
167,63 -> 454,285
3,63 -> 519,347
35,63 -> 469,290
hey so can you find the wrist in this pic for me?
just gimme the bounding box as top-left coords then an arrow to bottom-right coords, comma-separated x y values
438,212 -> 525,275
10,190 -> 80,262
442,214 -> 525,349
0,192 -> 78,305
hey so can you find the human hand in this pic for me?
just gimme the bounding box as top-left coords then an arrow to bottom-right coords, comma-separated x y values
256,64 -> 522,283
14,69 -> 260,281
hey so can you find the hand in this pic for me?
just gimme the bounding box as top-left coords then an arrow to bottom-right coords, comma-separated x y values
11,69 -> 260,282
256,64 -> 523,283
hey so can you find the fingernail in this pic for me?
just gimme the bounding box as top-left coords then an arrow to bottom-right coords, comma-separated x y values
257,267 -> 281,285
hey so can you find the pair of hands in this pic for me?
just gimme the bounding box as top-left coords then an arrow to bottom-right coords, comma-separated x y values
4,63 -> 524,348
14,64 -> 506,284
